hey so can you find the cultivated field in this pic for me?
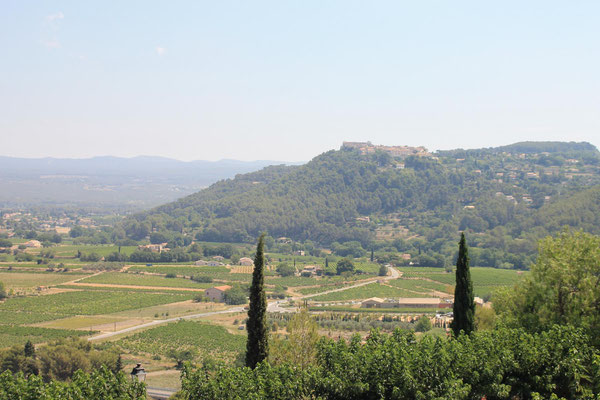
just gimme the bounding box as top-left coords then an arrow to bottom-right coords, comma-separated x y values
0,241 -> 529,393
0,271 -> 90,291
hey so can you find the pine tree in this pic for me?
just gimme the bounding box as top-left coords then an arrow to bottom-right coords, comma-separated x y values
370,248 -> 374,262
245,234 -> 269,368
451,232 -> 475,336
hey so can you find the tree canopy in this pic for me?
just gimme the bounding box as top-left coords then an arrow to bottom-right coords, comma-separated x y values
495,230 -> 600,347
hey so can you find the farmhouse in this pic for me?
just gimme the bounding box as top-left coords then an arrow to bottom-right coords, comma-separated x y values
205,285 -> 232,302
239,257 -> 254,266
24,240 -> 42,248
208,261 -> 224,266
361,297 -> 386,308
138,243 -> 168,253
196,260 -> 223,266
301,265 -> 323,276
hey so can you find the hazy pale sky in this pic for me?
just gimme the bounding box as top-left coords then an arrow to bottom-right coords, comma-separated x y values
1,1 -> 599,161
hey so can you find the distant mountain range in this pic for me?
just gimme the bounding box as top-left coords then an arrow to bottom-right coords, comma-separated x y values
0,156 -> 302,209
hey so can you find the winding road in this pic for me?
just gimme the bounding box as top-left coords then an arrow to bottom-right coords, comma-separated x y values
88,266 -> 400,340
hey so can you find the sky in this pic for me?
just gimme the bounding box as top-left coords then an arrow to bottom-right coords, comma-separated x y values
1,1 -> 599,162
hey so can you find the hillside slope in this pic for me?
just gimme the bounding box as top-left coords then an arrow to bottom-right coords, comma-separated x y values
123,142 -> 600,267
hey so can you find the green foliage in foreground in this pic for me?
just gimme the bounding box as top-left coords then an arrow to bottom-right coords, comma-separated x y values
181,325 -> 600,400
0,325 -> 90,347
0,367 -> 145,400
495,230 -> 600,347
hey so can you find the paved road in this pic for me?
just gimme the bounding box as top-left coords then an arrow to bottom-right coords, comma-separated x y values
268,266 -> 401,312
299,265 -> 399,299
89,266 -> 400,336
88,306 -> 245,341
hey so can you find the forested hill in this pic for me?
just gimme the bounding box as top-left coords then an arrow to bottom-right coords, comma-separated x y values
122,141 -> 600,268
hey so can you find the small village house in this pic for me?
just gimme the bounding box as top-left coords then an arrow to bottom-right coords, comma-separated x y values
300,265 -> 323,277
24,240 -> 42,248
205,285 -> 232,302
138,243 -> 168,253
239,257 -> 253,266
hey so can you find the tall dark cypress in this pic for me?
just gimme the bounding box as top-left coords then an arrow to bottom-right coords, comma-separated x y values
245,234 -> 269,368
451,232 -> 475,336
24,340 -> 35,357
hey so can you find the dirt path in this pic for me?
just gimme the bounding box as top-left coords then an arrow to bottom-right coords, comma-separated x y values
298,265 -> 400,300
61,270 -> 104,285
268,266 -> 402,312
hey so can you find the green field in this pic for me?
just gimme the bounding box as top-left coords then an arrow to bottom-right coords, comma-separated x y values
0,325 -> 92,347
0,290 -> 195,325
0,271 -> 90,290
266,274 -> 365,288
0,263 -> 66,269
79,272 -> 213,289
387,278 -> 450,294
397,267 -> 526,298
310,282 -> 429,302
297,282 -> 358,295
29,245 -> 138,258
115,320 -> 245,362
126,265 -> 252,282
40,315 -> 124,330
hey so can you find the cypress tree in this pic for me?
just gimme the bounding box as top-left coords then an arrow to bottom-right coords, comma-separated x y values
450,232 -> 475,336
24,340 -> 35,357
245,234 -> 269,368
114,354 -> 123,374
